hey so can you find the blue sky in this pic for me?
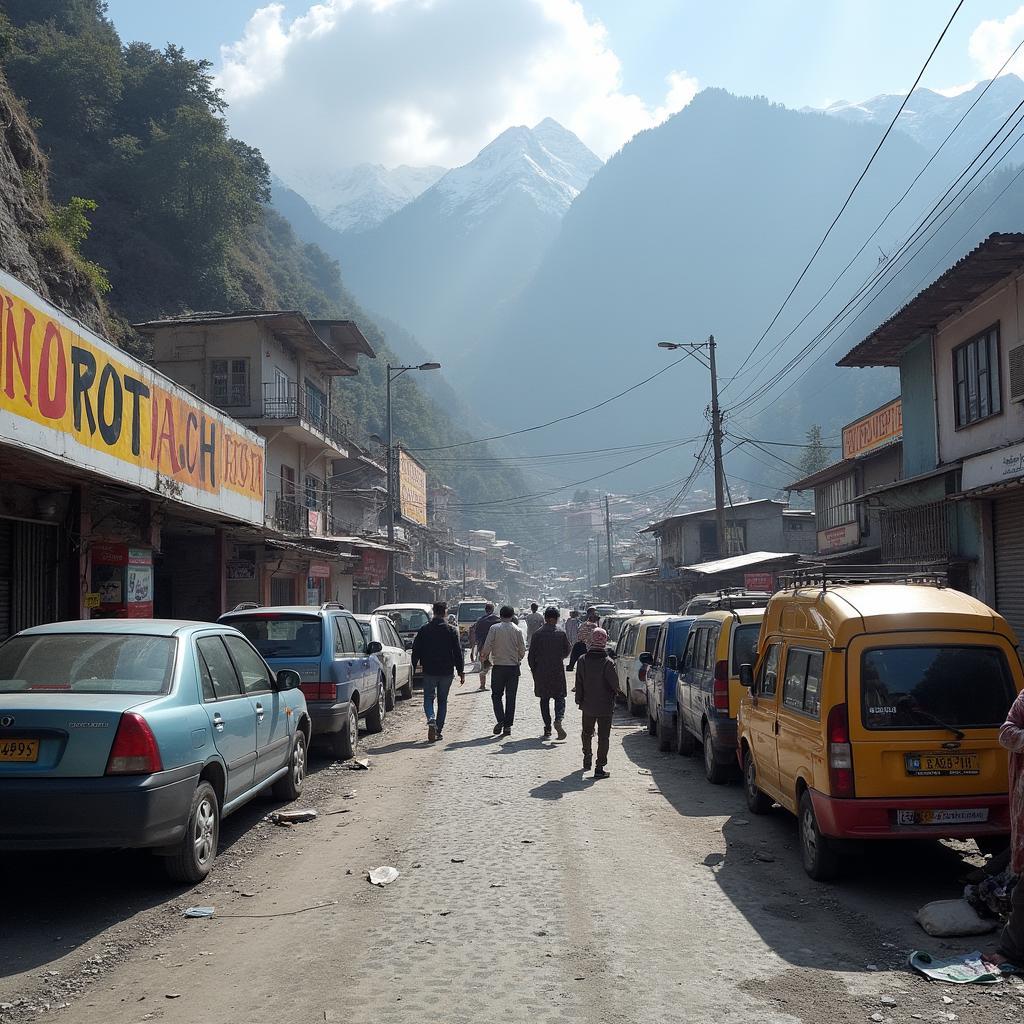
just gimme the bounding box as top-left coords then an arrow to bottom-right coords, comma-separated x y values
102,1 -> 1024,172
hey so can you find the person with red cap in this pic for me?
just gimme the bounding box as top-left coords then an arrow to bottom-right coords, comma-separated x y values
573,626 -> 617,778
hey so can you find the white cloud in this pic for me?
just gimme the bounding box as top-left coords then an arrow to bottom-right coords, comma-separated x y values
216,0 -> 697,174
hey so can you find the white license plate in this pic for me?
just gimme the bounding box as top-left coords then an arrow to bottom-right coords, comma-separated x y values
896,808 -> 988,826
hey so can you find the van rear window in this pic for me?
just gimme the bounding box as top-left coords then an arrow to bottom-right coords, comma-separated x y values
860,646 -> 1016,731
229,615 -> 322,658
731,624 -> 760,675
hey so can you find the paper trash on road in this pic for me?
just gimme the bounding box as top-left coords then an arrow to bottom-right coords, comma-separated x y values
183,906 -> 215,918
348,758 -> 370,771
909,950 -> 1013,984
367,866 -> 400,886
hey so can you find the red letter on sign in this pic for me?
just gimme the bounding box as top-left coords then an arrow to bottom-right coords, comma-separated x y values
4,298 -> 34,405
37,321 -> 68,419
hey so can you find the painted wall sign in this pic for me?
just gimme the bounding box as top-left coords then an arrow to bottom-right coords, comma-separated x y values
398,449 -> 427,527
355,548 -> 388,586
842,399 -> 903,460
962,439 -> 1024,491
817,521 -> 861,553
743,571 -> 774,592
0,269 -> 265,526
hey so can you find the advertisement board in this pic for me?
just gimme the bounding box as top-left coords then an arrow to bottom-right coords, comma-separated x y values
842,399 -> 902,460
817,522 -> 860,553
743,571 -> 774,592
398,449 -> 427,526
0,269 -> 266,526
355,548 -> 388,586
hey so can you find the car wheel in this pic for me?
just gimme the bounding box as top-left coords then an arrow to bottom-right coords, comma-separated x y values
384,670 -> 397,711
272,730 -> 307,802
743,748 -> 772,814
657,711 -> 674,752
702,722 -> 729,784
799,790 -> 840,881
676,709 -> 696,756
646,692 -> 657,736
400,668 -> 414,700
164,781 -> 219,883
327,703 -> 358,760
364,678 -> 386,734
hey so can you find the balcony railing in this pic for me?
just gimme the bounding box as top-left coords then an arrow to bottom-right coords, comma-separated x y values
262,382 -> 366,451
273,494 -> 336,537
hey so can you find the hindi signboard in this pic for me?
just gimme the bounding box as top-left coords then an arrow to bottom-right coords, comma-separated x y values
398,449 -> 427,526
842,399 -> 902,460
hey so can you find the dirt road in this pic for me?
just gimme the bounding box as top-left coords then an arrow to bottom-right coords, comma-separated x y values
1,666 -> 1020,1024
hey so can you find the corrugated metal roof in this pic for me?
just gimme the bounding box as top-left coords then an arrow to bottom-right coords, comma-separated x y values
679,551 -> 801,576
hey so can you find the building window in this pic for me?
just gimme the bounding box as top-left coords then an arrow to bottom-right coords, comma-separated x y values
953,325 -> 1001,429
305,474 -> 322,511
816,474 -> 856,530
305,379 -> 327,428
211,358 -> 250,407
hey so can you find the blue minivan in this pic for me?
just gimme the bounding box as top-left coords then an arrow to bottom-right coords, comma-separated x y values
641,616 -> 695,752
220,603 -> 385,760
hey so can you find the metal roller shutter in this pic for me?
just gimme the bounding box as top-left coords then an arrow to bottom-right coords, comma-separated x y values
0,518 -> 11,641
994,492 -> 1024,644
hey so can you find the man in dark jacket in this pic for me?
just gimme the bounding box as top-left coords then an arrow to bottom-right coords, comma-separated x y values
411,601 -> 465,743
574,626 -> 617,778
471,602 -> 499,691
528,607 -> 571,739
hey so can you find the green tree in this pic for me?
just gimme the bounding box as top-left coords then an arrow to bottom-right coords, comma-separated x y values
797,424 -> 831,478
43,196 -> 111,293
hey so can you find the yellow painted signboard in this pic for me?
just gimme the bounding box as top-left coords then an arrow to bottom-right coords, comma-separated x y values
398,449 -> 427,526
0,270 -> 265,525
842,398 -> 902,461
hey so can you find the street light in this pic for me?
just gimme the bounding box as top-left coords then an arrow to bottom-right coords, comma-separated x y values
386,361 -> 441,602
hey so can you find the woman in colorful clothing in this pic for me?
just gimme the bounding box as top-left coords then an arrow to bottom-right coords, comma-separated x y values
991,689 -> 1024,965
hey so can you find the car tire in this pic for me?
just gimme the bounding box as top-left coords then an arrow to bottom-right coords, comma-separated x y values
384,670 -> 397,711
327,703 -> 358,760
364,678 -> 385,734
743,748 -> 772,814
271,729 -> 307,802
799,789 -> 840,881
702,722 -> 730,784
676,709 -> 696,756
646,695 -> 657,736
626,688 -> 642,716
164,781 -> 219,883
400,669 -> 414,700
657,712 -> 674,752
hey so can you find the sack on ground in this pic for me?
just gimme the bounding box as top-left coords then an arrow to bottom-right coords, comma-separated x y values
915,899 -> 998,937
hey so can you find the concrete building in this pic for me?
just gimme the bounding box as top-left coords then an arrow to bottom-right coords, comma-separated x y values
838,232 -> 1024,637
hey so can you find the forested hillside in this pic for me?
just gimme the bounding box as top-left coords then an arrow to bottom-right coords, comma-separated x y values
0,0 -> 527,519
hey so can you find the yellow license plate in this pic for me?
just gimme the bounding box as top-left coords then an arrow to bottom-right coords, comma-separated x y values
0,738 -> 39,762
905,752 -> 979,776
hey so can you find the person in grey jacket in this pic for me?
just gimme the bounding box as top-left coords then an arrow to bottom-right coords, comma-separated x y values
528,607 -> 571,739
574,626 -> 617,778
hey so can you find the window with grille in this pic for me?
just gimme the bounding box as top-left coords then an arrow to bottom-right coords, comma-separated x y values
953,325 -> 1001,428
305,474 -> 322,511
815,473 -> 856,530
210,358 -> 250,406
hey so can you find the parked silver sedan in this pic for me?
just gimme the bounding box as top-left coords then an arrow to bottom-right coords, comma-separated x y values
354,614 -> 415,705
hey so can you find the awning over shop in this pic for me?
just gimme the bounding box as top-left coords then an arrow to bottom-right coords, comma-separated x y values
677,551 -> 801,577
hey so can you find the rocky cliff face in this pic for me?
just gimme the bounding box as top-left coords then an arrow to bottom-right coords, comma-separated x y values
0,70 -> 107,335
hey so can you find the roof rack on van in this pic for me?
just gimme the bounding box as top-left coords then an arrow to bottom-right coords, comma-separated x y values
320,601 -> 345,610
777,564 -> 948,592
231,601 -> 261,611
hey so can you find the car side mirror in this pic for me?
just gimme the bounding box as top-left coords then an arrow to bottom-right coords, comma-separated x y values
639,652 -> 654,665
739,663 -> 754,688
404,639 -> 414,650
667,655 -> 678,671
275,668 -> 302,691
365,640 -> 383,655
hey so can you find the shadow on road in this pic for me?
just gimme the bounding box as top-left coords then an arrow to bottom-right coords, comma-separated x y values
529,769 -> 595,800
444,734 -> 501,751
618,712 -> 978,973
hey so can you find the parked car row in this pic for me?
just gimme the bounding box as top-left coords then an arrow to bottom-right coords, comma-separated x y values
619,572 -> 1024,881
0,601 -> 418,884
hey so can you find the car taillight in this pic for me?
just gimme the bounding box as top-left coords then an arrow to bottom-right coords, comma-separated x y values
713,659 -> 729,711
638,665 -> 647,682
827,703 -> 855,798
300,683 -> 336,701
106,712 -> 162,775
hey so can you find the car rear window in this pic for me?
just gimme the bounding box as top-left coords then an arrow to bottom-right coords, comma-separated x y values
731,624 -> 761,675
643,625 -> 661,654
228,614 -> 322,658
387,609 -> 432,631
667,621 -> 693,657
458,604 -> 486,623
0,634 -> 176,694
860,646 -> 1016,731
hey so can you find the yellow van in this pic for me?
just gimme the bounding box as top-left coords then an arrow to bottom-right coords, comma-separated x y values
737,572 -> 1023,880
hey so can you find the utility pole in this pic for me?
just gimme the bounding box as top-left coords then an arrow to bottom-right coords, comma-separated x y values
586,538 -> 592,594
462,547 -> 467,600
708,335 -> 727,558
604,494 -> 613,587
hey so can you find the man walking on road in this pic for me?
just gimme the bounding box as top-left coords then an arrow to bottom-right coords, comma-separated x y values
528,606 -> 570,739
524,603 -> 545,645
568,606 -> 600,671
472,602 -> 499,691
411,601 -> 465,743
564,609 -> 581,649
574,626 -> 617,778
481,605 -> 526,736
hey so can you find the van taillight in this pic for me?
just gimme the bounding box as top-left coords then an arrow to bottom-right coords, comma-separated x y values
106,712 -> 162,775
827,703 -> 855,798
301,683 -> 336,701
713,660 -> 729,711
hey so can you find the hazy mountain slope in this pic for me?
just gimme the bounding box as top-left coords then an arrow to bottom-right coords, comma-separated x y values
334,119 -> 602,373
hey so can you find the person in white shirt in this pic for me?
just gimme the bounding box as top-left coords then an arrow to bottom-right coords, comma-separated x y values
481,605 -> 527,736
524,602 -> 545,645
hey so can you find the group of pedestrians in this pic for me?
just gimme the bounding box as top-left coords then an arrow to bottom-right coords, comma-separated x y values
409,601 -> 617,777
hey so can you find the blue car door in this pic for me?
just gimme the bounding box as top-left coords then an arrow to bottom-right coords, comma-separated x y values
224,634 -> 289,786
330,616 -> 358,698
196,635 -> 257,804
